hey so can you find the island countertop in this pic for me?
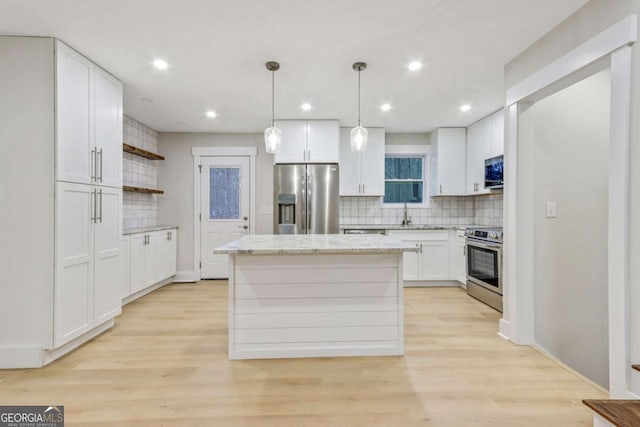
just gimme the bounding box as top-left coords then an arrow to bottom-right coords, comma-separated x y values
214,234 -> 419,255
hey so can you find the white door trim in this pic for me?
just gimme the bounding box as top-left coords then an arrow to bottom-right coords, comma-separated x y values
192,146 -> 257,280
503,15 -> 636,398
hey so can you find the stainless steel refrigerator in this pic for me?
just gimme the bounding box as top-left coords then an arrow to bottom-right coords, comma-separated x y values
273,164 -> 339,234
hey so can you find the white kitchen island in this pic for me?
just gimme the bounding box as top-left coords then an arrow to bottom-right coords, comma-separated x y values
214,234 -> 418,360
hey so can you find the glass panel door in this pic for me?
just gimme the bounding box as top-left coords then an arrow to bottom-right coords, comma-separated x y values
209,168 -> 240,220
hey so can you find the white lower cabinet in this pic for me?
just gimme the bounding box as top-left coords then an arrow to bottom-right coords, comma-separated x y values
387,230 -> 450,283
387,229 -> 466,285
124,228 -> 177,301
54,182 -> 122,348
451,230 -> 467,285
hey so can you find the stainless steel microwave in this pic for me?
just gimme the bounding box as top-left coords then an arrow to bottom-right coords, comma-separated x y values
484,155 -> 504,189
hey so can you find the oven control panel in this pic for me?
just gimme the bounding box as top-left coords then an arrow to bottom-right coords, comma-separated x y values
465,228 -> 503,243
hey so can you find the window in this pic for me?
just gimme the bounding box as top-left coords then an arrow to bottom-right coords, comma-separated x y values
383,155 -> 425,204
209,167 -> 240,219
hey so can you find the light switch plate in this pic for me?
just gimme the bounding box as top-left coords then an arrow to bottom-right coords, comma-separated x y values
546,202 -> 557,218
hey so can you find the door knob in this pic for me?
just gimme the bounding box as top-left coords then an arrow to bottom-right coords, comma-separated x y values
238,225 -> 248,230
243,216 -> 248,221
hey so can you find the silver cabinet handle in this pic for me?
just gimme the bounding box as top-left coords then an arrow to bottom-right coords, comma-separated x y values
166,231 -> 171,240
91,148 -> 96,181
440,184 -> 443,194
363,184 -> 365,193
98,189 -> 103,223
98,148 -> 103,182
420,243 -> 423,254
308,149 -> 311,162
91,188 -> 97,223
463,245 -> 466,256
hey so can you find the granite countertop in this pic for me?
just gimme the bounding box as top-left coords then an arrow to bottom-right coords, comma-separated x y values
123,225 -> 178,235
340,224 -> 479,231
214,234 -> 420,255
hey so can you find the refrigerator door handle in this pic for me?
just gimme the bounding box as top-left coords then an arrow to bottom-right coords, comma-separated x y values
300,176 -> 306,232
307,175 -> 312,232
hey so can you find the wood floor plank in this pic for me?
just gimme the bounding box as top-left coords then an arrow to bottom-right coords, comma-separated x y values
0,282 -> 605,426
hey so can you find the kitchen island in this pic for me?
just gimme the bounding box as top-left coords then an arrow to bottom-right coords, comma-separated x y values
214,234 -> 418,360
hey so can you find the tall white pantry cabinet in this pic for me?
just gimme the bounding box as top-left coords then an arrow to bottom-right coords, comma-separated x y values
0,37 -> 123,367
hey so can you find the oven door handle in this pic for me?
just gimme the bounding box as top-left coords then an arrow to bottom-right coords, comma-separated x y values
466,239 -> 502,251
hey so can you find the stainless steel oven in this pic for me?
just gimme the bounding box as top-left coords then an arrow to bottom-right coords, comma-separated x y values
465,227 -> 503,312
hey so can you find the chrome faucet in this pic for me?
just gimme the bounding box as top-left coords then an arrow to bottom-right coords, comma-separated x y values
401,203 -> 412,226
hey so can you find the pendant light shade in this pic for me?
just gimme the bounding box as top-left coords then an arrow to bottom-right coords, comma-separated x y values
351,62 -> 368,153
264,61 -> 281,154
350,126 -> 368,152
264,126 -> 282,153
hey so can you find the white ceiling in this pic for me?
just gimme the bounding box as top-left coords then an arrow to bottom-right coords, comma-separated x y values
0,0 -> 586,133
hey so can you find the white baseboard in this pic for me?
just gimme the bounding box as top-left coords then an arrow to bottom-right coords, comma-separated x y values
0,320 -> 116,369
404,280 -> 460,288
0,346 -> 44,369
43,320 -> 114,366
123,277 -> 174,305
498,318 -> 511,340
174,270 -> 198,282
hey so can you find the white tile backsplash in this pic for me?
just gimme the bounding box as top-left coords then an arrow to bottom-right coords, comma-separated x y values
123,116 -> 160,230
340,193 -> 503,227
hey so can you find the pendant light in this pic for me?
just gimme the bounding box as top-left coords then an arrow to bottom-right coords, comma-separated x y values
351,62 -> 368,152
264,61 -> 282,154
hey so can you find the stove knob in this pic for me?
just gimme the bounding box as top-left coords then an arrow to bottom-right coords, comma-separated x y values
489,232 -> 497,239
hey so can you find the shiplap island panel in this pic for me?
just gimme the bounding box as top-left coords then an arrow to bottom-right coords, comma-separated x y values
215,235 -> 418,360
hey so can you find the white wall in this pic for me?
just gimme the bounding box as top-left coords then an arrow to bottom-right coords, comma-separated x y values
157,133 -> 274,275
504,0 -> 640,395
531,69 -> 611,388
0,37 -> 55,355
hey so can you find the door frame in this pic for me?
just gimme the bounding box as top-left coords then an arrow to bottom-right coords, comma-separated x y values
192,146 -> 257,280
502,15 -> 636,398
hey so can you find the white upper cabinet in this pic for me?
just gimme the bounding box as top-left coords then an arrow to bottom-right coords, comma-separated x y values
55,40 -> 123,188
55,42 -> 93,185
490,109 -> 505,159
274,120 -> 307,163
430,128 -> 467,196
274,120 -> 339,163
94,66 -> 123,188
466,109 -> 504,195
307,120 -> 340,163
339,128 -> 384,196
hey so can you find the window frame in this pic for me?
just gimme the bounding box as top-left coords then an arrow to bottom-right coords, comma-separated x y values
383,145 -> 431,208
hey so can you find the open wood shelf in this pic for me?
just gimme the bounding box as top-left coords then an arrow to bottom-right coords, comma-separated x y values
123,185 -> 164,195
123,143 -> 165,160
633,365 -> 640,372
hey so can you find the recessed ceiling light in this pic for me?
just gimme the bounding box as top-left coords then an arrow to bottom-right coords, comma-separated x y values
460,104 -> 471,112
380,103 -> 392,111
408,61 -> 423,71
152,59 -> 168,70
205,110 -> 217,118
301,103 -> 312,111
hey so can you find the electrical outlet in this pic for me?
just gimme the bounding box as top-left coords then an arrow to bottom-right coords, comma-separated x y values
546,202 -> 557,218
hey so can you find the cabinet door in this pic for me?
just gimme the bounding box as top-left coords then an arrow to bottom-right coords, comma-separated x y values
339,128 -> 362,195
274,121 -> 307,163
93,187 -> 122,325
466,118 -> 491,194
361,128 -> 385,195
145,232 -> 160,286
94,66 -> 123,189
157,229 -> 177,280
121,236 -> 131,298
307,120 -> 339,163
491,110 -> 505,158
54,182 -> 94,347
402,249 -> 420,281
432,128 -> 466,195
456,236 -> 467,284
55,41 -> 93,185
129,233 -> 147,293
418,241 -> 449,280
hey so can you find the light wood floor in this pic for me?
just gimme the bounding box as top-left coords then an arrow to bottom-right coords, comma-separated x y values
0,282 -> 605,426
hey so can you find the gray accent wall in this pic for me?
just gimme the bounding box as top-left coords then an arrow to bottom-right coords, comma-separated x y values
530,69 -> 611,388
